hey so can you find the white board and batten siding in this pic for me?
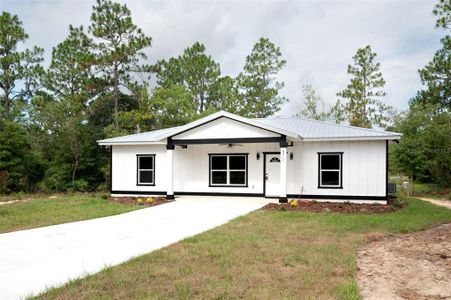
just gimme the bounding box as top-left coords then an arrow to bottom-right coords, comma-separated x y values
287,141 -> 386,198
111,145 -> 168,194
172,117 -> 280,140
111,140 -> 387,202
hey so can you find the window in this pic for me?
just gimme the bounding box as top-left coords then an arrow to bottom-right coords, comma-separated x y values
318,153 -> 342,188
269,157 -> 281,163
210,154 -> 247,186
137,155 -> 155,185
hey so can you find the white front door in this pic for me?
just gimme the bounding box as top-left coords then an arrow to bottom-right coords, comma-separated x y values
265,154 -> 281,197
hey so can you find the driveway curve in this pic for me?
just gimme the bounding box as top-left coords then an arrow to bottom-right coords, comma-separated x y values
0,197 -> 268,300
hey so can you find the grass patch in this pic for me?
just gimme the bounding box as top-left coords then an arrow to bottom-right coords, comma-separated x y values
34,197 -> 451,299
0,195 -> 140,233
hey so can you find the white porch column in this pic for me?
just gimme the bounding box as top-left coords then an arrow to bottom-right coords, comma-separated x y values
279,138 -> 288,203
166,141 -> 175,200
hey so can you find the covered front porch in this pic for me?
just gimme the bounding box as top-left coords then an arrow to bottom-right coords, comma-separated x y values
165,135 -> 292,203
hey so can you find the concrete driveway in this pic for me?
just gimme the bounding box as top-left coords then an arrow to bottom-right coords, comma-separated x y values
0,197 -> 269,300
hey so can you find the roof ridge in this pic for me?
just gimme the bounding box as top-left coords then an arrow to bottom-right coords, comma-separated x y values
257,116 -> 398,135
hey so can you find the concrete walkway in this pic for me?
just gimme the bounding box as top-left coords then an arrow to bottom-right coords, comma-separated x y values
0,197 -> 269,300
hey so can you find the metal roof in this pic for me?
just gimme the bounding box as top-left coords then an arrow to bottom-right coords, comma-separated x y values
97,111 -> 401,145
255,117 -> 401,141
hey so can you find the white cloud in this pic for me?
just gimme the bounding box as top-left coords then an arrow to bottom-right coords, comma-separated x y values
3,0 -> 444,116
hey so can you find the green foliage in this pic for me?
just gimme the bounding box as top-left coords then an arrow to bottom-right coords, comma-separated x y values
238,37 -> 287,118
89,0 -> 153,128
156,42 -> 221,113
0,11 -> 44,119
150,85 -> 197,128
414,35 -> 450,111
333,45 -> 395,128
294,84 -> 331,120
393,103 -> 451,185
0,120 -> 44,193
433,0 -> 451,29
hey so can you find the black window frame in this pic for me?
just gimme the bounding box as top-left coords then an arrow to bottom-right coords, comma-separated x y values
318,152 -> 343,189
209,153 -> 248,187
137,154 -> 156,186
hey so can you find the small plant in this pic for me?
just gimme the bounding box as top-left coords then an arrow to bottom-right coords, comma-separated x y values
311,200 -> 318,204
290,200 -> 298,206
279,205 -> 286,211
391,198 -> 405,208
146,197 -> 153,204
137,198 -> 143,205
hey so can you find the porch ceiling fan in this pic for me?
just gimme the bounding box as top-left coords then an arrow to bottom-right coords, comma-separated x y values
218,143 -> 244,148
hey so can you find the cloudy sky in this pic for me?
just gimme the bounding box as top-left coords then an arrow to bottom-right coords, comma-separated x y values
3,0 -> 445,116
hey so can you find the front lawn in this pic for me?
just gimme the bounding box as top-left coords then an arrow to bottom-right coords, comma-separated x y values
35,197 -> 451,300
0,195 -> 141,233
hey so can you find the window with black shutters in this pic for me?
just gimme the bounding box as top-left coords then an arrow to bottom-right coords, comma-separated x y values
318,153 -> 342,188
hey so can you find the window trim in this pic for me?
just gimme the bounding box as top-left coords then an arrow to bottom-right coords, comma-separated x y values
208,153 -> 248,187
317,152 -> 343,189
136,154 -> 156,186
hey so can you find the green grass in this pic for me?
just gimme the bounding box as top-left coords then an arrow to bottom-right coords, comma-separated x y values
0,195 -> 141,233
34,197 -> 451,300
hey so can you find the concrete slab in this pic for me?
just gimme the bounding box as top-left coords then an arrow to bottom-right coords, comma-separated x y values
0,197 -> 269,300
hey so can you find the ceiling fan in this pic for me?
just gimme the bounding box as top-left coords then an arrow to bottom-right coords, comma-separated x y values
218,143 -> 244,148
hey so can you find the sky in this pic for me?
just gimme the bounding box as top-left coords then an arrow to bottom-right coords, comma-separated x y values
2,0 -> 446,116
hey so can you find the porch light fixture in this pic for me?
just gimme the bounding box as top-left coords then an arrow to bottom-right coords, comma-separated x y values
256,152 -> 260,160
290,152 -> 294,160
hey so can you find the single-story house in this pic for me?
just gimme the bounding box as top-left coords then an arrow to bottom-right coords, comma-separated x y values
97,110 -> 400,204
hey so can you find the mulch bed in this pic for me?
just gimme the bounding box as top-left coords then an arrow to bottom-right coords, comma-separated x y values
109,196 -> 172,207
262,197 -> 406,214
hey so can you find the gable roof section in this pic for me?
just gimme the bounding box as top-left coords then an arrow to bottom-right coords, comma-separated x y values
97,111 -> 401,145
97,111 -> 297,145
255,117 -> 401,141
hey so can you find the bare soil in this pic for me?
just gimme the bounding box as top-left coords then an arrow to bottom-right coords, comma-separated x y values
109,196 -> 172,207
418,197 -> 451,210
262,198 -> 404,214
358,223 -> 451,300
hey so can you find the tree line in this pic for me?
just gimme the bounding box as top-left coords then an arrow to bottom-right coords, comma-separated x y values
0,0 -> 449,194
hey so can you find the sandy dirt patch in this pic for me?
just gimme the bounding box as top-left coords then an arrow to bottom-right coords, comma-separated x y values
358,223 -> 451,300
418,197 -> 451,210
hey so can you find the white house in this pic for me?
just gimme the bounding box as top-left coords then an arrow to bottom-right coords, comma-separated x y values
97,111 -> 400,204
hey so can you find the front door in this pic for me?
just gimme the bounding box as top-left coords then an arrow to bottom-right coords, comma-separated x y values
265,154 -> 281,197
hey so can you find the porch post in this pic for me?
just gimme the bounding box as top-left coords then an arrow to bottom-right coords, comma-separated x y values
279,137 -> 288,203
166,139 -> 175,200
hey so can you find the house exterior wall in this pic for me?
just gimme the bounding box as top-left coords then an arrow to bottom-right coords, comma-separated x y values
286,140 -> 387,198
112,144 -> 168,193
111,139 -> 387,200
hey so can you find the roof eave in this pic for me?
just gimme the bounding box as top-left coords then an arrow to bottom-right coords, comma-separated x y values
302,135 -> 401,142
98,141 -> 166,146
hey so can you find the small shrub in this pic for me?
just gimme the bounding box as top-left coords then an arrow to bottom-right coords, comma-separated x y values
391,198 -> 405,208
96,183 -> 109,192
311,200 -> 318,204
0,170 -> 9,194
146,197 -> 153,204
73,179 -> 89,192
279,205 -> 286,211
290,200 -> 298,206
137,198 -> 143,205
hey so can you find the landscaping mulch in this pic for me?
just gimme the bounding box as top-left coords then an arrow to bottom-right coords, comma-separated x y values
109,196 -> 172,207
262,198 -> 405,214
